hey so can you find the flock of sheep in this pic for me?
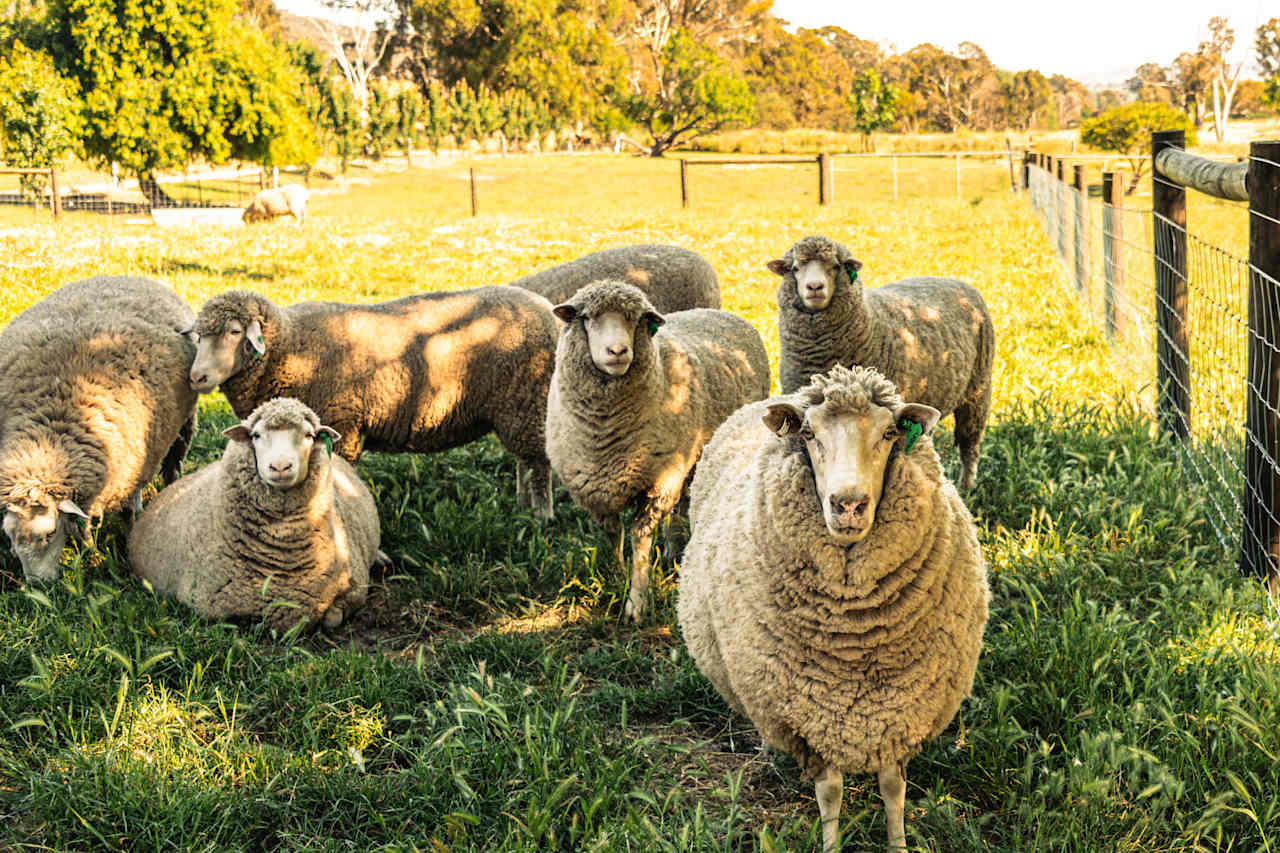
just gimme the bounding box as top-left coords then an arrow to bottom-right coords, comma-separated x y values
0,236 -> 995,851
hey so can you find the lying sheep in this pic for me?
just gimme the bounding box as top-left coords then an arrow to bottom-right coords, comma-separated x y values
770,234 -> 994,490
242,184 -> 309,225
188,287 -> 559,518
678,365 -> 989,852
130,398 -> 381,631
511,244 -> 721,313
545,280 -> 770,620
0,276 -> 198,582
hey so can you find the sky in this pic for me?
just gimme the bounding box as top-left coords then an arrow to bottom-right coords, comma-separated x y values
771,0 -> 1275,85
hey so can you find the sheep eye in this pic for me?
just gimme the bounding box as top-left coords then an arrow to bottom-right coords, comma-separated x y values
251,432 -> 261,440
229,328 -> 243,337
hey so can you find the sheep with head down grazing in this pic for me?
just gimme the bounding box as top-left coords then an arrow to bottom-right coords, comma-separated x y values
129,397 -> 384,632
678,364 -> 989,852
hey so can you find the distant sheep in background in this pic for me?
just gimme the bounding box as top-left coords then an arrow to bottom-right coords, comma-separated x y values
243,184 -> 309,225
511,244 -> 721,313
130,397 -> 383,632
771,234 -> 995,490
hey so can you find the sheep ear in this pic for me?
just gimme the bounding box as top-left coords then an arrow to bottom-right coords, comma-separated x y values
246,319 -> 266,355
58,499 -> 89,521
223,424 -> 253,443
642,311 -> 665,337
766,259 -> 790,277
763,402 -> 804,437
177,321 -> 195,336
318,425 -> 341,442
842,259 -> 862,282
553,304 -> 579,323
895,403 -> 941,437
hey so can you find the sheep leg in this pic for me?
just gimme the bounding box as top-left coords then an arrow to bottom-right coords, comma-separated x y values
953,393 -> 989,492
161,410 -> 198,485
624,526 -> 653,622
879,762 -> 907,851
528,461 -> 553,520
514,460 -> 531,507
815,766 -> 843,853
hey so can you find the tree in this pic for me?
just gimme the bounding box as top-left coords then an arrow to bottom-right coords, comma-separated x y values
738,21 -> 851,130
0,43 -> 81,200
1172,51 -> 1211,125
310,0 -> 395,114
847,69 -> 898,150
622,26 -> 753,156
1079,102 -> 1197,193
1257,17 -> 1280,108
1126,62 -> 1173,103
363,84 -> 396,159
395,87 -> 421,164
1000,69 -> 1052,131
1048,74 -> 1090,128
217,23 -> 319,170
325,85 -> 361,175
1200,16 -> 1245,142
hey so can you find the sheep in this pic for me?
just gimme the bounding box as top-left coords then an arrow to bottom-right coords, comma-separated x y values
129,398 -> 382,631
0,276 -> 198,582
242,184 -> 309,225
511,244 -> 721,313
770,234 -> 995,490
677,365 -> 989,852
187,286 -> 560,518
545,280 -> 770,621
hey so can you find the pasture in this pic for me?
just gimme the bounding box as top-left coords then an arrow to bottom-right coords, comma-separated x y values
0,153 -> 1276,851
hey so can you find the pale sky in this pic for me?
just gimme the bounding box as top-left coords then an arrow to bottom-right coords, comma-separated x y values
771,0 -> 1275,84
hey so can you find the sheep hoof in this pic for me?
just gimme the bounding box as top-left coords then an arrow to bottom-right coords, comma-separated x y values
372,550 -> 392,572
323,607 -> 344,629
623,593 -> 644,623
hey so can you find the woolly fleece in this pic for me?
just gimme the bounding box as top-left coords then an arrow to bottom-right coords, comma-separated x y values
242,184 -> 309,224
775,234 -> 994,488
129,398 -> 378,631
0,276 -> 197,534
678,365 -> 989,779
194,286 -> 559,509
511,244 -> 720,313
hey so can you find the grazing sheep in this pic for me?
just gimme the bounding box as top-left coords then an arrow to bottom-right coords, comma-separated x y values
130,398 -> 381,631
511,244 -> 721,313
545,280 -> 770,620
242,184 -> 309,225
0,276 -> 198,582
188,287 -> 559,518
677,365 -> 989,852
770,234 -> 994,490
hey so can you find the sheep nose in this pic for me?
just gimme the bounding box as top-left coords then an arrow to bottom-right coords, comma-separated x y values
829,492 -> 869,518
804,281 -> 824,293
269,459 -> 294,474
606,343 -> 630,357
190,369 -> 206,386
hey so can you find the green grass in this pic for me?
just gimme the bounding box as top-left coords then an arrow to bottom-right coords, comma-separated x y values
0,154 -> 1276,852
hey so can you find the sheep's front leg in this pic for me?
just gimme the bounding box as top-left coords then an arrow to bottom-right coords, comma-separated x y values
816,766 -> 843,853
624,478 -> 684,622
879,762 -> 907,851
624,526 -> 653,622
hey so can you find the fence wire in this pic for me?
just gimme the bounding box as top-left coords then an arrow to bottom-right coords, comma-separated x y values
1027,161 -> 1251,559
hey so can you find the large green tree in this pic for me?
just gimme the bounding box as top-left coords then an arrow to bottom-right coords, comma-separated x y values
1080,102 -> 1197,193
622,26 -> 752,156
847,69 -> 898,150
738,21 -> 851,130
0,42 -> 81,199
1001,69 -> 1053,130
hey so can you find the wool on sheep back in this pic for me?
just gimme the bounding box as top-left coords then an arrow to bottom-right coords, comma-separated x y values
678,366 -> 988,849
511,244 -> 721,313
128,403 -> 379,632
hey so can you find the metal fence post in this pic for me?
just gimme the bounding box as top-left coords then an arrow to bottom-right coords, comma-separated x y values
1241,139 -> 1280,587
1101,171 -> 1126,340
680,159 -> 689,208
1152,129 -> 1190,441
1073,163 -> 1087,295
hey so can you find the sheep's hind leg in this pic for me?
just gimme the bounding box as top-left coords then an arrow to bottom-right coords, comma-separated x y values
161,411 -> 198,484
879,762 -> 907,851
953,400 -> 986,491
815,766 -> 843,853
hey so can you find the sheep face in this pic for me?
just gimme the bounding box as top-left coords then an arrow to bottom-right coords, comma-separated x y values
2,495 -> 87,583
553,285 -> 665,378
190,316 -> 265,393
767,236 -> 863,313
223,405 -> 339,490
765,385 -> 939,545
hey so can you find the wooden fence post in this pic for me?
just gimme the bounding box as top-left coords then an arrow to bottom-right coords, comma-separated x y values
49,168 -> 61,220
1152,129 -> 1190,441
1006,139 -> 1016,192
469,167 -> 478,217
1241,139 -> 1280,588
680,158 -> 689,208
1073,163 -> 1087,295
818,153 -> 832,205
1022,151 -> 1032,191
1101,171 -> 1126,340
1056,158 -> 1067,263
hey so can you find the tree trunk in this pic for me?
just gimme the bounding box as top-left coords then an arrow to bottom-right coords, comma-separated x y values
138,173 -> 176,208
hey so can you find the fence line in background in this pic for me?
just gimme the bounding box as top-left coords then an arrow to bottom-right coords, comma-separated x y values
0,165 -> 271,218
1025,135 -> 1280,590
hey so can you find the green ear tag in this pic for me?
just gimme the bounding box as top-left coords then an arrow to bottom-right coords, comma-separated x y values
844,262 -> 859,283
901,419 -> 923,454
322,433 -> 333,457
647,318 -> 660,337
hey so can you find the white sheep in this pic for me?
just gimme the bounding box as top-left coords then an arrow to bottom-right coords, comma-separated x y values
770,234 -> 995,490
242,184 -> 309,225
678,365 -> 990,852
129,397 -> 384,632
545,280 -> 770,621
0,276 -> 198,582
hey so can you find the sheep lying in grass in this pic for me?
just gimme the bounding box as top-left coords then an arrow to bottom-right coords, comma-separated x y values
0,276 -> 198,582
511,244 -> 721,313
678,365 -> 989,852
770,234 -> 995,490
545,280 -> 770,620
129,398 -> 382,632
188,287 -> 560,518
242,184 -> 309,225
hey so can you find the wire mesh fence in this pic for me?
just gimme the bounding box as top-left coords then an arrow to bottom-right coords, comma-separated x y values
1026,139 -> 1280,589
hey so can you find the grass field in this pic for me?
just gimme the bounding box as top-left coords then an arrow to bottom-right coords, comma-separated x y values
0,154 -> 1276,852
